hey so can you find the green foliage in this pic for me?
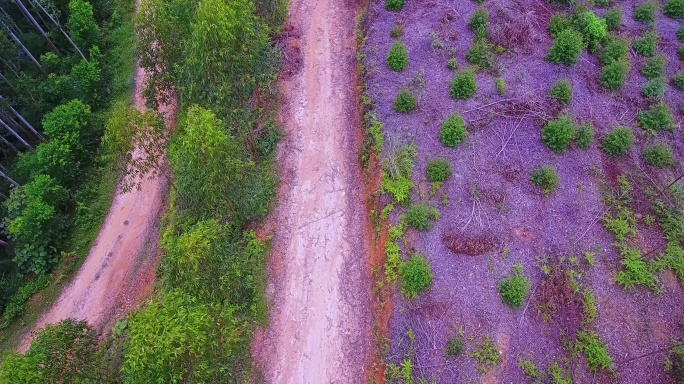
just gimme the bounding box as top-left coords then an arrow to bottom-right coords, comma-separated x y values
600,126 -> 634,157
390,25 -> 404,38
576,331 -> 614,372
393,89 -> 417,113
447,58 -> 457,70
469,337 -> 502,372
598,59 -> 629,90
582,289 -> 597,325
652,243 -> 684,285
643,145 -> 674,167
519,358 -> 544,382
632,30 -> 658,57
385,0 -> 405,11
530,166 -> 560,196
664,0 -> 684,18
549,13 -> 572,38
574,122 -> 594,149
426,159 -> 452,182
668,345 -> 684,382
466,39 -> 495,70
498,264 -> 531,309
542,115 -> 576,153
604,8 -> 622,31
450,69 -> 477,99
637,102 -> 675,132
642,79 -> 665,99
387,41 -> 408,72
494,77 -> 505,95
468,8 -> 489,39
0,275 -> 50,329
382,144 -> 416,204
549,80 -> 572,104
405,204 -> 439,231
440,114 -> 467,147
673,73 -> 684,90
43,99 -> 92,154
678,26 -> 684,42
548,362 -> 573,384
602,207 -> 637,241
640,55 -> 666,79
634,3 -> 657,23
68,0 -> 102,50
598,36 -> 628,64
399,254 -> 433,299
445,337 -> 465,357
614,244 -> 661,292
572,10 -> 607,52
547,28 -> 584,65
122,291 -> 248,383
679,45 -> 684,61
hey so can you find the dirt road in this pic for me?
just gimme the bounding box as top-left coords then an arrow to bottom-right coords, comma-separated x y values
254,0 -> 372,382
18,64 -> 168,353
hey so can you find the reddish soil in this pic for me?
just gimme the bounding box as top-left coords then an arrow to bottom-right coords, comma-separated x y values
252,0 -> 373,382
364,0 -> 684,382
17,62 -> 171,352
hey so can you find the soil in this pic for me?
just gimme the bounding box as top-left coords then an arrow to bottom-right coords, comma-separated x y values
364,0 -> 684,383
17,62 -> 171,352
251,0 -> 373,382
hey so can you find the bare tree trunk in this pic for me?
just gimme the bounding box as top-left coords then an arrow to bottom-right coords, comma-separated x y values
4,29 -> 44,72
0,117 -> 32,149
0,169 -> 19,186
14,0 -> 60,54
0,131 -> 19,153
0,95 -> 44,141
30,0 -> 86,61
0,72 -> 16,92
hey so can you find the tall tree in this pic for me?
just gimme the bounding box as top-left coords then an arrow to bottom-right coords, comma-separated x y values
28,0 -> 86,60
0,117 -> 31,149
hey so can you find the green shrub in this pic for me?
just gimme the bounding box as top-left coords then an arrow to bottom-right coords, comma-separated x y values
642,80 -> 665,98
634,3 -> 656,23
469,337 -> 502,371
440,114 -> 467,146
445,337 -> 465,357
664,0 -> 684,18
643,145 -> 674,167
668,346 -> 684,382
393,89 -> 417,113
591,0 -> 612,6
469,8 -> 489,39
405,204 -> 438,231
549,79 -> 572,104
576,331 -> 614,372
387,41 -> 408,72
549,13 -> 572,38
450,69 -> 477,99
498,264 -> 531,309
637,102 -> 675,131
604,8 -> 622,31
518,358 -> 544,381
679,45 -> 684,61
529,166 -> 560,196
603,206 -> 637,241
426,159 -> 452,182
494,77 -> 505,95
447,58 -> 457,70
598,59 -> 629,90
600,126 -> 634,157
385,0 -> 405,11
673,72 -> 684,89
572,10 -> 607,52
598,36 -> 628,64
632,30 -> 657,57
546,28 -> 584,66
381,144 -> 416,204
466,39 -> 495,69
542,115 -> 576,153
390,25 -> 404,38
678,26 -> 684,42
640,55 -> 666,79
582,289 -> 597,325
399,254 -> 433,299
575,122 -> 595,149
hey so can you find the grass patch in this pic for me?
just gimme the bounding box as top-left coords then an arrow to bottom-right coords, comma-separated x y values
445,337 -> 465,357
399,254 -> 433,299
466,39 -> 495,70
576,331 -> 614,373
614,244 -> 661,292
470,337 -> 502,373
385,0 -> 405,11
530,166 -> 559,196
381,143 -> 416,204
494,77 -> 505,95
468,8 -> 489,39
498,264 -> 531,309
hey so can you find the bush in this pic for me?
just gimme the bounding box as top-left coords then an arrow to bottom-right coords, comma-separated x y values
447,58 -> 457,70
640,55 -> 666,79
679,45 -> 684,61
399,254 -> 433,299
469,8 -> 489,39
598,36 -> 628,64
440,114 -> 467,147
450,69 -> 477,99
387,41 -> 408,72
405,204 -> 438,231
426,159 -> 452,182
494,77 -> 505,95
634,3 -> 656,23
643,145 -> 674,167
598,59 -> 629,90
642,80 -> 665,98
604,8 -> 622,31
466,39 -> 495,69
575,122 -> 595,149
572,10 -> 607,52
546,28 -> 584,65
678,26 -> 684,42
632,31 -> 657,57
576,331 -> 613,372
673,72 -> 684,90
600,126 -> 634,157
542,115 -> 576,153
498,264 -> 531,309
549,13 -> 572,38
381,144 -> 416,204
390,25 -> 404,38
549,79 -> 572,104
664,0 -> 684,18
637,102 -> 675,131
519,358 -> 543,381
393,89 -> 417,113
445,337 -> 465,357
385,0 -> 405,11
529,166 -> 560,196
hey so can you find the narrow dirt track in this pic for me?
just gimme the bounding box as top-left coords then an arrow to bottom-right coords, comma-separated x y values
254,0 -> 372,382
18,63 -> 168,353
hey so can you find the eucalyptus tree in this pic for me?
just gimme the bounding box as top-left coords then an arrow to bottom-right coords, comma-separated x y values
0,7 -> 43,71
13,0 -> 61,53
27,0 -> 86,60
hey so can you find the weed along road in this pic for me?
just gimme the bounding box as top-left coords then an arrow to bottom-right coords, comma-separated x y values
254,0 -> 373,382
